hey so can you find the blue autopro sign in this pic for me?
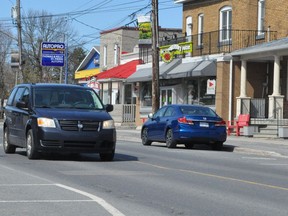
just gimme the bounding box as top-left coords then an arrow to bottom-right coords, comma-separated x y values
41,42 -> 65,67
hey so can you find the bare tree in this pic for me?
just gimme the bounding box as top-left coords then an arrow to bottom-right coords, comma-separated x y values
0,24 -> 13,117
21,10 -> 76,83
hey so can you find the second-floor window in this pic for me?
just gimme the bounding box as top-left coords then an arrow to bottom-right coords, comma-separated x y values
198,14 -> 204,46
258,0 -> 265,36
103,45 -> 107,68
114,44 -> 120,65
186,16 -> 192,42
220,6 -> 232,42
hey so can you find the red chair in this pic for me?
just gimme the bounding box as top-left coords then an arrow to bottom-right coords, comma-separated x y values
227,114 -> 250,136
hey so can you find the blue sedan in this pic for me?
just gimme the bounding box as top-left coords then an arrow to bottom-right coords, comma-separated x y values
141,104 -> 227,150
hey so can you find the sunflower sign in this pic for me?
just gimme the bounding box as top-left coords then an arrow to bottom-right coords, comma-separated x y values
160,42 -> 193,63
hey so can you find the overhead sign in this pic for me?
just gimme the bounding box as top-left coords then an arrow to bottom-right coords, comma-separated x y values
41,42 -> 65,67
138,15 -> 152,40
160,42 -> 193,63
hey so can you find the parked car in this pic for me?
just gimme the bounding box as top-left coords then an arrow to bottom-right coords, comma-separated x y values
2,83 -> 116,161
141,104 -> 227,150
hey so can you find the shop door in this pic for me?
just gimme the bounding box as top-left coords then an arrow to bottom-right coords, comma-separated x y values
161,89 -> 173,107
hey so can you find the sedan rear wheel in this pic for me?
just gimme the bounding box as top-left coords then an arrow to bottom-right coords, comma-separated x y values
212,142 -> 223,151
185,143 -> 194,149
166,129 -> 177,148
142,127 -> 152,146
26,129 -> 39,159
3,127 -> 16,154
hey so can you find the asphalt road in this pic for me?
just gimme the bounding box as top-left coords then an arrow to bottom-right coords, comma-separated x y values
0,128 -> 288,216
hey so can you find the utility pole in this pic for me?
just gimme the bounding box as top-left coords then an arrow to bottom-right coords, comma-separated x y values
151,0 -> 160,113
16,0 -> 23,84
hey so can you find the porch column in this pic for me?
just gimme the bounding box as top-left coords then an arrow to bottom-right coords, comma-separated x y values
236,60 -> 251,117
268,55 -> 284,119
240,60 -> 247,97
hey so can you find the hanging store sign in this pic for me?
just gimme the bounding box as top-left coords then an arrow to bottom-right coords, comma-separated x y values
41,42 -> 65,67
206,79 -> 216,95
160,42 -> 193,63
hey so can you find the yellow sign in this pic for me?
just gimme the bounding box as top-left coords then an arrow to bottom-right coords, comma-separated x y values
138,16 -> 152,40
160,42 -> 193,63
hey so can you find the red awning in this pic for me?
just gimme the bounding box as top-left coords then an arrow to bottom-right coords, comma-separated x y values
97,59 -> 142,80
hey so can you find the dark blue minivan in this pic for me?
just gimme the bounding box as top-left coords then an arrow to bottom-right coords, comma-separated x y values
3,83 -> 116,160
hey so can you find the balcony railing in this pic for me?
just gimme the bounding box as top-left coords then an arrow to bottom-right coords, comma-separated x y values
162,29 -> 277,56
139,29 -> 277,63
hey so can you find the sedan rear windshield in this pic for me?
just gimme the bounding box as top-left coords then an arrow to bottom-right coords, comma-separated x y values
180,106 -> 217,117
33,87 -> 104,109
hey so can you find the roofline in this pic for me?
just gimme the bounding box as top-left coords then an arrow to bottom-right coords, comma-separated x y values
75,46 -> 100,72
100,26 -> 182,35
100,26 -> 138,35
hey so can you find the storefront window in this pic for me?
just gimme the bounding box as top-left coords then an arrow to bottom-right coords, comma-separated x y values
200,79 -> 215,105
161,89 -> 173,107
187,80 -> 198,104
141,82 -> 152,106
187,78 -> 215,106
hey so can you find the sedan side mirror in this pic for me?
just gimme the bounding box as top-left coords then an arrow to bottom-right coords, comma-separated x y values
148,113 -> 154,119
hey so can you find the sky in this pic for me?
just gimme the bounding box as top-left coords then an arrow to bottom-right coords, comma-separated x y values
1,0 -> 183,52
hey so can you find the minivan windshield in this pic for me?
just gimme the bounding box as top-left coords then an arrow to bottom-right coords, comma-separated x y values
33,87 -> 104,109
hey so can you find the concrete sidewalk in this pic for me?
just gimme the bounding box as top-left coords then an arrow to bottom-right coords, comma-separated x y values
117,128 -> 288,145
116,128 -> 288,158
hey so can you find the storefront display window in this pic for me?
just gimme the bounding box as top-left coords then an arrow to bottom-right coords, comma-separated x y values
141,82 -> 152,107
187,78 -> 215,106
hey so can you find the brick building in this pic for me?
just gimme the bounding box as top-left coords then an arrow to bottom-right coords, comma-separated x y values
173,0 -> 288,135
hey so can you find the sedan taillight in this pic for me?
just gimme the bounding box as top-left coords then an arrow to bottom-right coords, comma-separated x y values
215,120 -> 226,126
178,117 -> 194,125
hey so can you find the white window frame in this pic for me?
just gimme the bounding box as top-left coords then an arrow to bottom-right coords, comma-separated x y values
258,0 -> 265,36
219,6 -> 232,42
186,16 -> 192,42
114,44 -> 120,66
198,13 -> 204,46
103,45 -> 107,68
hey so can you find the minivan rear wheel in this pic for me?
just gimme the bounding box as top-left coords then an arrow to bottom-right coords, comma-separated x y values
3,127 -> 16,154
26,129 -> 39,159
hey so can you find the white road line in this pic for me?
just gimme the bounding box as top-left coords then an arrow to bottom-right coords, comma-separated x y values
260,163 -> 288,166
242,157 -> 277,160
0,200 -> 93,203
0,165 -> 126,216
0,183 -> 54,187
56,184 -> 126,216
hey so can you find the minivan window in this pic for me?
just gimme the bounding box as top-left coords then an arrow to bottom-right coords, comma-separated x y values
6,87 -> 18,106
13,87 -> 26,106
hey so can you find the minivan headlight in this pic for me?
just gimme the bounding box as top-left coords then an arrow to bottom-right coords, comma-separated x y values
103,120 -> 115,129
37,117 -> 56,128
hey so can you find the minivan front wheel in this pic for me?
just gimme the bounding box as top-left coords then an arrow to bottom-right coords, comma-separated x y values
99,150 -> 115,161
26,129 -> 39,159
3,127 -> 16,154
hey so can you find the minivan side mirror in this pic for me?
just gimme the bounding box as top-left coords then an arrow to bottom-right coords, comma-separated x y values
105,104 -> 114,112
16,100 -> 28,109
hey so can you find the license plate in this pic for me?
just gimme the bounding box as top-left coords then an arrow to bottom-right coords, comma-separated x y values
200,122 -> 209,127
